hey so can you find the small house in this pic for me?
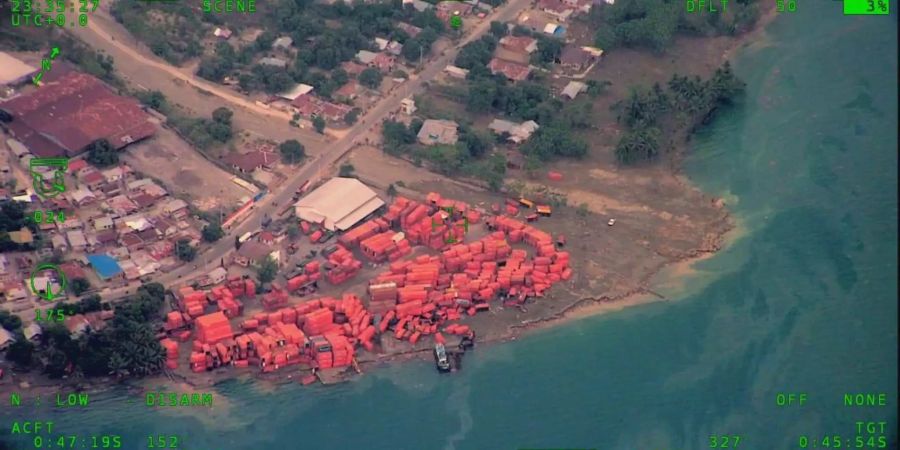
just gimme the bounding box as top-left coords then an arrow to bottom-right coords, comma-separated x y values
417,120 -> 459,146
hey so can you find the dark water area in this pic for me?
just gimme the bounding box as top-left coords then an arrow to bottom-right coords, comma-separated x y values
2,5 -> 897,450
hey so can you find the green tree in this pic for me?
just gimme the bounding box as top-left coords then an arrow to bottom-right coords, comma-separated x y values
256,256 -> 278,284
533,37 -> 563,64
359,68 -> 383,89
279,139 -> 306,164
71,277 -> 91,296
615,127 -> 661,164
489,21 -> 508,38
6,335 -> 34,367
339,163 -> 356,177
344,108 -> 360,125
0,311 -> 22,332
86,139 -> 118,168
286,222 -> 300,239
175,239 -> 197,262
212,107 -> 233,126
312,116 -> 326,134
202,223 -> 224,242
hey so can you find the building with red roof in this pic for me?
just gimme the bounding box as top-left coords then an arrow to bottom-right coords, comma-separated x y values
488,58 -> 532,82
0,71 -> 156,158
223,149 -> 280,173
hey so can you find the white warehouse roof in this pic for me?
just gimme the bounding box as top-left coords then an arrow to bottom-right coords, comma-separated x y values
294,178 -> 385,231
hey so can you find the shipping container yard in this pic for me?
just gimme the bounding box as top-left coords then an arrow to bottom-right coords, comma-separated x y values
161,191 -> 574,383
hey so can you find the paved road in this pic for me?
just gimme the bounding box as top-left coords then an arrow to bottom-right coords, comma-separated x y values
90,0 -> 533,301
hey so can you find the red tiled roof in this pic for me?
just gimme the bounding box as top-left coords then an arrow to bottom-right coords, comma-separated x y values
558,45 -> 594,66
488,58 -> 531,81
371,53 -> 395,72
0,71 -> 156,157
130,193 -> 156,209
82,171 -> 105,185
67,159 -> 88,173
59,262 -> 86,279
335,81 -> 359,98
224,150 -> 280,172
290,95 -> 351,121
341,61 -> 367,76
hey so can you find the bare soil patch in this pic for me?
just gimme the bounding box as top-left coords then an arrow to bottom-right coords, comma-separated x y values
122,126 -> 249,210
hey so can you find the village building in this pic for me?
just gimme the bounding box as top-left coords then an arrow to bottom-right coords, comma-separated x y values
235,241 -> 278,267
213,27 -> 233,39
497,36 -> 538,65
66,230 -> 88,251
341,61 -> 368,77
396,22 -> 423,38
488,119 -> 540,144
272,36 -> 293,50
371,53 -> 396,72
162,198 -> 189,217
0,328 -> 15,350
443,65 -> 470,79
561,80 -> 588,99
293,177 -> 385,232
417,120 -> 459,146
23,322 -> 42,342
537,0 -> 574,21
557,45 -> 602,72
334,81 -> 360,101
488,58 -> 532,82
400,97 -> 417,115
224,149 -> 280,173
69,187 -> 97,206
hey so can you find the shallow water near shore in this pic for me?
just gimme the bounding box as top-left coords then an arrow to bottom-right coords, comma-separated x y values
3,7 -> 898,450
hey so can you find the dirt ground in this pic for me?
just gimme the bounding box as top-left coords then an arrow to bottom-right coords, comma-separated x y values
122,125 -> 251,211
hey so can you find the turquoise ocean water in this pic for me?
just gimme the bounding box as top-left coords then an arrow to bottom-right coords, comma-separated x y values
3,5 -> 897,450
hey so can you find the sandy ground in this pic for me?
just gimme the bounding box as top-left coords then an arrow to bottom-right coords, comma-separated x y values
121,125 -> 251,210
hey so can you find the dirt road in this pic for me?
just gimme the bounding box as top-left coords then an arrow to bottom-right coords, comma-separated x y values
68,7 -> 331,149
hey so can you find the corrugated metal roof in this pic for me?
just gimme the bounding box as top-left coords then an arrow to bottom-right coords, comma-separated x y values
294,178 -> 384,231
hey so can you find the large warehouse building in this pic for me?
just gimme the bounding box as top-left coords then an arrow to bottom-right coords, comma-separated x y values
294,178 -> 385,231
0,68 -> 156,158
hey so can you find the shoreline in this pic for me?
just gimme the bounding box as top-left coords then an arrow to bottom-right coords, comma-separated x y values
0,6 -> 775,399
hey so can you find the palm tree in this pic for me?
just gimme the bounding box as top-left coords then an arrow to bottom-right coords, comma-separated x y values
107,352 -> 129,379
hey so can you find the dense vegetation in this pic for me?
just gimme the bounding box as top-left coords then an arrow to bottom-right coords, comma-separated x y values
135,90 -> 236,151
614,62 -> 745,164
279,139 -> 306,164
111,1 -> 204,65
5,284 -> 168,379
589,0 -> 761,52
114,0 -> 445,96
86,139 -> 119,168
382,118 -> 507,190
0,201 -> 40,252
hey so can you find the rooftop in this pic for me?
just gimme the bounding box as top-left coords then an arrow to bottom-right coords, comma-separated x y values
488,58 -> 531,81
224,149 -> 280,172
294,177 -> 385,231
86,253 -> 123,280
0,52 -> 37,85
417,119 -> 459,145
499,36 -> 538,54
0,71 -> 156,157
